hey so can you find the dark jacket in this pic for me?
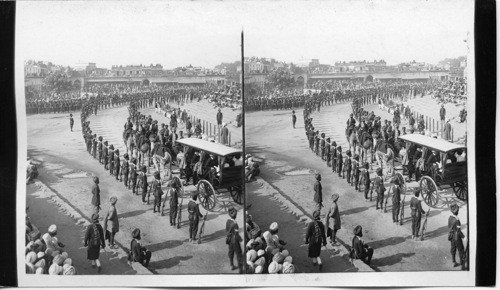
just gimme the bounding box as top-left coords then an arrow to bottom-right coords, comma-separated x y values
313,180 -> 322,204
91,184 -> 100,206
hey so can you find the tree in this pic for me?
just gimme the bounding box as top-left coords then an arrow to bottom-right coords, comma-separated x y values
266,68 -> 296,90
42,72 -> 73,93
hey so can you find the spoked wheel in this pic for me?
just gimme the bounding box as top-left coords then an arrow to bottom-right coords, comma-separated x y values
229,185 -> 243,205
452,181 -> 468,201
197,180 -> 216,210
420,176 -> 439,207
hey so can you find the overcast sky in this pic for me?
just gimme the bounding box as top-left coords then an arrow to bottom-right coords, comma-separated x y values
17,0 -> 473,69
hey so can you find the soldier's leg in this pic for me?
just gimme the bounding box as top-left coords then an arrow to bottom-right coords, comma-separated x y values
192,219 -> 199,241
450,241 -> 458,264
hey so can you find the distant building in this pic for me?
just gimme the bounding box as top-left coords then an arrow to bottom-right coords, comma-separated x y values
296,59 -> 320,68
111,64 -> 164,77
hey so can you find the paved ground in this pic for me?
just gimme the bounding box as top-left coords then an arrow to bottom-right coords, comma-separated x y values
26,103 -> 244,275
245,102 -> 468,272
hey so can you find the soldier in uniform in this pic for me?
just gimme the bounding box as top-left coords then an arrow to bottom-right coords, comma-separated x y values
129,158 -> 138,194
69,114 -> 74,132
373,168 -> 385,211
121,153 -> 129,186
92,134 -> 97,160
152,171 -> 163,215
103,141 -> 109,170
389,177 -> 403,223
168,177 -> 181,226
351,154 -> 360,190
359,162 -> 371,199
97,137 -> 103,164
114,149 -> 121,181
320,133 -> 326,161
139,165 -> 148,204
292,110 -> 297,128
337,146 -> 343,177
91,176 -> 101,214
410,189 -> 425,240
344,150 -> 352,182
188,192 -> 203,243
331,141 -> 337,172
226,207 -> 243,273
448,203 -> 466,269
108,145 -> 115,176
313,174 -> 323,212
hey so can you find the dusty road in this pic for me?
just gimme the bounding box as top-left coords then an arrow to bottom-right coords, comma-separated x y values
245,102 -> 468,272
26,103 -> 243,275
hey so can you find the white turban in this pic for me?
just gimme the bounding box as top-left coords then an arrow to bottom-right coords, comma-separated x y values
35,267 -> 44,275
284,256 -> 293,264
246,249 -> 257,262
254,265 -> 263,274
63,265 -> 76,275
48,263 -> 62,275
48,224 -> 57,234
61,252 -> 69,260
64,258 -> 72,266
26,251 -> 37,264
34,259 -> 46,270
282,249 -> 289,257
262,231 -> 272,245
283,263 -> 296,273
269,222 -> 278,232
268,261 -> 279,274
257,249 -> 265,257
253,257 -> 266,267
273,252 -> 285,264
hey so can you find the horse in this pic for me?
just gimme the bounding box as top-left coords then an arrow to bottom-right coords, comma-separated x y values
346,125 -> 358,153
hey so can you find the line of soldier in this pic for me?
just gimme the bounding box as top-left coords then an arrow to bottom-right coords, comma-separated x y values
80,98 -> 212,246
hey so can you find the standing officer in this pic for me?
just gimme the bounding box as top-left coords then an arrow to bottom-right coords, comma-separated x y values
410,189 -> 425,240
439,104 -> 446,124
121,153 -> 129,186
313,173 -> 323,212
168,177 -> 181,226
188,192 -> 203,243
114,149 -> 120,181
389,177 -> 403,223
69,114 -> 74,132
292,110 -> 297,129
103,141 -> 109,169
129,157 -> 138,195
152,171 -> 163,215
226,207 -> 243,273
91,176 -> 101,214
448,203 -> 466,269
139,165 -> 148,204
216,108 -> 223,127
373,168 -> 385,211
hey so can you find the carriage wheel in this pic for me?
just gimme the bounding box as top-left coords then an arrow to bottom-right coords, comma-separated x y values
229,185 -> 243,205
452,181 -> 468,201
420,176 -> 438,207
197,180 -> 216,210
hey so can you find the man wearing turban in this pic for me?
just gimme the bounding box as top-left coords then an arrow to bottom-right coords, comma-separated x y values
410,189 -> 425,240
226,207 -> 243,273
352,225 -> 373,265
325,193 -> 341,245
313,174 -> 323,211
448,203 -> 467,269
305,210 -> 327,270
84,213 -> 105,273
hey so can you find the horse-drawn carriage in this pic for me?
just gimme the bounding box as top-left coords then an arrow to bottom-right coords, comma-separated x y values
176,138 -> 244,211
398,134 -> 468,207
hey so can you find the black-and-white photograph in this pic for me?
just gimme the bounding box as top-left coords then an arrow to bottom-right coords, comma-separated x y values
12,0 -> 484,287
243,0 -> 474,284
18,1 -> 244,281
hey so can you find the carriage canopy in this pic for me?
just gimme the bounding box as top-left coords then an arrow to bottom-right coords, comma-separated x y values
176,138 -> 242,157
398,134 -> 466,153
